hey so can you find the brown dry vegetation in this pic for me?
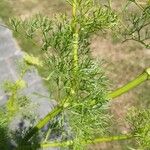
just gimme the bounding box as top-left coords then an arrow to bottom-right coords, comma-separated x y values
0,0 -> 149,149
90,36 -> 150,149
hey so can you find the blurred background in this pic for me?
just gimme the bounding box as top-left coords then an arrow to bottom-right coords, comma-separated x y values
0,0 -> 149,149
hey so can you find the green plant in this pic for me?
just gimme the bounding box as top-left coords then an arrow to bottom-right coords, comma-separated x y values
127,107 -> 150,150
0,0 -> 150,149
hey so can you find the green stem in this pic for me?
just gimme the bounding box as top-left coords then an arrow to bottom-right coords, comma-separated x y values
108,68 -> 150,99
44,127 -> 51,143
72,0 -> 79,74
22,105 -> 63,142
41,134 -> 133,148
134,0 -> 144,10
22,1 -> 80,143
108,0 -> 112,8
71,0 -> 79,96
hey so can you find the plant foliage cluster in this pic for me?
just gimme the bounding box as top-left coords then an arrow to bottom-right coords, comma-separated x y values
0,0 -> 150,150
127,108 -> 150,150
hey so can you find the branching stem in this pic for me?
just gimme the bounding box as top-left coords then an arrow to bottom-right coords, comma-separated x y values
40,134 -> 133,148
22,68 -> 150,142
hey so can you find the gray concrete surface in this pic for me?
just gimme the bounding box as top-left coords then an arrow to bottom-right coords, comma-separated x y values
0,25 -> 59,150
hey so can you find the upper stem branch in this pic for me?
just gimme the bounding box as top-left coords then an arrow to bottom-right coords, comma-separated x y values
108,67 -> 150,99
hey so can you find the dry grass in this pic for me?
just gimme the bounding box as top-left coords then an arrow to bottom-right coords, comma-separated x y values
90,35 -> 150,149
9,0 -> 70,18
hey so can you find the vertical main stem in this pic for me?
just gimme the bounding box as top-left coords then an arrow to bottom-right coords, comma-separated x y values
108,0 -> 112,7
22,2 -> 80,143
73,31 -> 79,73
71,0 -> 79,95
72,0 -> 79,74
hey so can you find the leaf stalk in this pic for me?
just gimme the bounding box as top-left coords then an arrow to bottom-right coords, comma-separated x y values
108,67 -> 150,99
40,134 -> 133,148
